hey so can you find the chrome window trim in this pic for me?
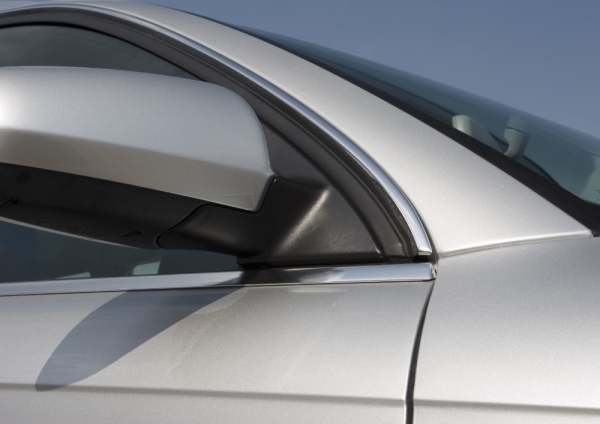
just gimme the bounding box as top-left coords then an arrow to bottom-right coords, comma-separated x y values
0,3 -> 432,256
0,263 -> 434,296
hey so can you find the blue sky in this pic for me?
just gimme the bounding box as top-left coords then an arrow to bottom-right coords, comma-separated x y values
144,0 -> 599,138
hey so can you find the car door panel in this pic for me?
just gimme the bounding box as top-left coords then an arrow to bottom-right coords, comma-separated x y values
0,280 -> 432,423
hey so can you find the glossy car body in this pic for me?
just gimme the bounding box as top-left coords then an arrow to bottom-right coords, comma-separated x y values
0,2 -> 597,424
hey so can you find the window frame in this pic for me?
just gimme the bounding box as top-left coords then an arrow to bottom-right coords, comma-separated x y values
0,6 -> 432,293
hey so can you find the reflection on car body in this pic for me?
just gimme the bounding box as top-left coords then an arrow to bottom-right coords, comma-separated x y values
0,2 -> 598,423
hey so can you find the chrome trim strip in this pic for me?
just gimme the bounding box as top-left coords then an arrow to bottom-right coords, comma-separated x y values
0,263 -> 434,296
0,3 -> 432,256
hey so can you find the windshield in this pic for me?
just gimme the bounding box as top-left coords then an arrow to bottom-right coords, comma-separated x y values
238,27 -> 600,216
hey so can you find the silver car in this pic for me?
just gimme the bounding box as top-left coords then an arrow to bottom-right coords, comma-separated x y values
0,2 -> 598,423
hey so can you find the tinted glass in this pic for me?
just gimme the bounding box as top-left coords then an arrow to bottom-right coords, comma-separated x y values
242,27 -> 600,215
0,25 -> 194,78
0,25 -> 239,283
0,221 -> 239,283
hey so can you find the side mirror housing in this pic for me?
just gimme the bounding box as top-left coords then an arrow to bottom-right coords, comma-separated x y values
0,67 -> 273,248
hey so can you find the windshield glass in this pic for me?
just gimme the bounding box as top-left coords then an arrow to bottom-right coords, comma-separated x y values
240,28 -> 600,209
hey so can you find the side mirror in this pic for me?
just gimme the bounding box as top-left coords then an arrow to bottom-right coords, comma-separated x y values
0,67 -> 273,249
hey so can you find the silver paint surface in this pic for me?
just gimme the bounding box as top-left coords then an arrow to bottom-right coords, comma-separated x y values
0,280 -> 432,423
10,1 -> 589,256
414,236 -> 600,422
0,67 -> 272,211
0,3 -> 597,424
0,262 -> 434,296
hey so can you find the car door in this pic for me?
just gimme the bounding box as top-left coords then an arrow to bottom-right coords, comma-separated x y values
0,7 -> 434,424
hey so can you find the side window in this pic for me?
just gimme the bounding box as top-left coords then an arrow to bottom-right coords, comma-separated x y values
0,25 -> 238,283
0,25 -> 195,79
0,222 -> 239,283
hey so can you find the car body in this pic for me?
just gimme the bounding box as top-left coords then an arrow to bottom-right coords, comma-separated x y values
0,2 -> 598,424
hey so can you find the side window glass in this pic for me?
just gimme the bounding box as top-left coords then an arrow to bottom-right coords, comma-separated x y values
0,221 -> 239,284
0,25 -> 239,283
0,25 -> 195,79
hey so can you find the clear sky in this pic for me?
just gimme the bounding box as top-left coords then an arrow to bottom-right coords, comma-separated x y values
142,0 -> 599,138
